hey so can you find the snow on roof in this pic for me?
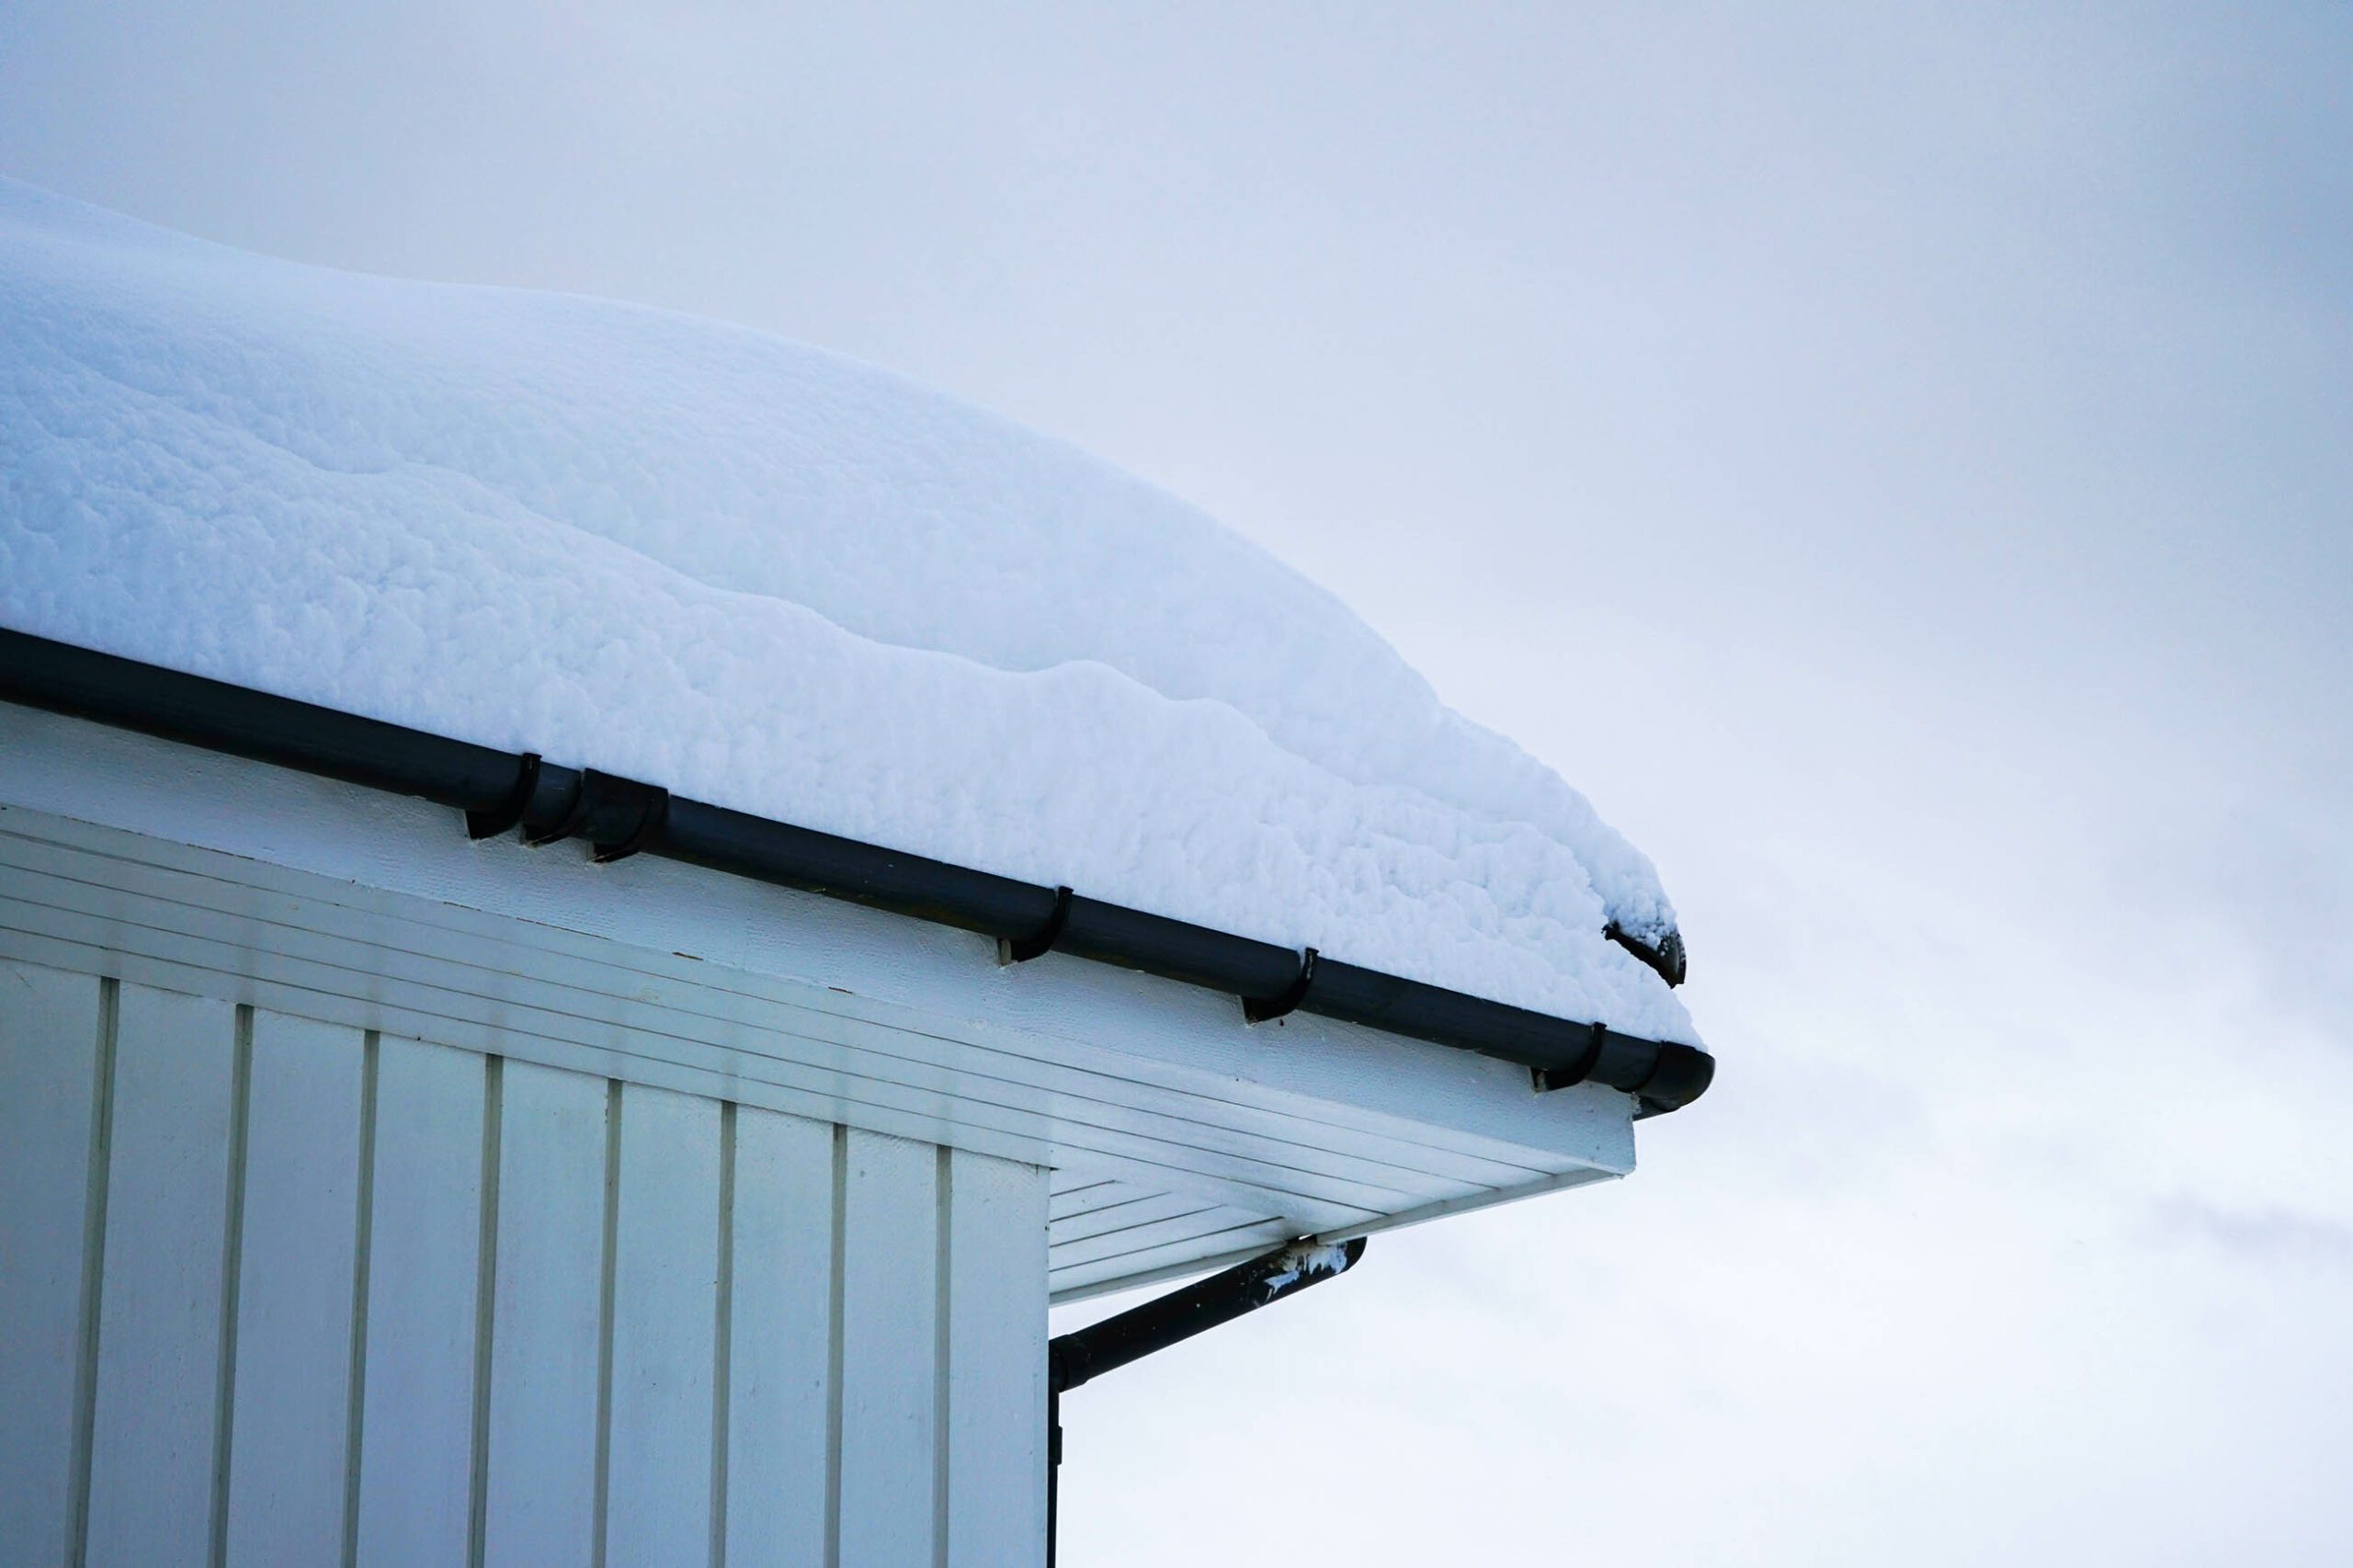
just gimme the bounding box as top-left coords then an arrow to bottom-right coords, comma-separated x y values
0,179 -> 1698,1047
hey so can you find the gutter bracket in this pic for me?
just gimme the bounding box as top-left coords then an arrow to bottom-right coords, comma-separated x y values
591,784 -> 669,863
1243,946 -> 1317,1023
1001,884 -> 1074,964
1535,1020 -> 1611,1094
525,768 -> 670,862
465,751 -> 542,840
522,774 -> 590,848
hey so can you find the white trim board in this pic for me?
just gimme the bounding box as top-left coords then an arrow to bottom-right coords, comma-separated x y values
0,702 -> 1634,1301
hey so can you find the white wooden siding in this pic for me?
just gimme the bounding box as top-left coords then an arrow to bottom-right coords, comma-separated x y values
222,1011 -> 366,1567
835,1130 -> 941,1566
944,1153 -> 1050,1560
0,964 -> 104,1568
603,1082 -> 722,1568
355,1034 -> 483,1568
0,959 -> 1050,1568
85,983 -> 237,1568
722,1107 -> 835,1566
1,698 -> 1644,1568
481,1058 -> 607,1568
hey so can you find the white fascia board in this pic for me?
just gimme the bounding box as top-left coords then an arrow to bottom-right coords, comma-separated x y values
0,700 -> 1635,1298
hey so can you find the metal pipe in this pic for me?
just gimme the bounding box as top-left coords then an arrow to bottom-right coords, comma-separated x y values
1045,1237 -> 1367,1564
1047,1237 -> 1367,1396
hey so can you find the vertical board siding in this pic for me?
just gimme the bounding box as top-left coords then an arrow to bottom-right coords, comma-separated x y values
0,962 -> 103,1565
354,1035 -> 484,1568
722,1105 -> 836,1568
947,1151 -> 1051,1567
223,1012 -> 366,1566
836,1130 -> 942,1568
482,1061 -> 610,1568
0,958 -> 1051,1568
83,983 -> 238,1568
605,1084 -> 722,1568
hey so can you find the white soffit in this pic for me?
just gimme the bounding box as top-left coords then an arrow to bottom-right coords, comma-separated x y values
0,701 -> 1635,1301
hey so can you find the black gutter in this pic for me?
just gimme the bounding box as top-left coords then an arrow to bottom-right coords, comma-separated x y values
0,628 -> 1713,1113
1045,1237 -> 1367,1565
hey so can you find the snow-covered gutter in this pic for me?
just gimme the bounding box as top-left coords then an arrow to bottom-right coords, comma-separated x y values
0,627 -> 1713,1114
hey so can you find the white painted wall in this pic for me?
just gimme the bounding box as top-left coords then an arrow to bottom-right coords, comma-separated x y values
0,705 -> 1643,1565
0,959 -> 1049,1568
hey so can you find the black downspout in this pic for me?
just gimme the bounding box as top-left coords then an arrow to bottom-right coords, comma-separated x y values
1044,1236 -> 1366,1565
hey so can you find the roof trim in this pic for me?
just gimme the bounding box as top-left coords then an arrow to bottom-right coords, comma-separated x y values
0,627 -> 1713,1114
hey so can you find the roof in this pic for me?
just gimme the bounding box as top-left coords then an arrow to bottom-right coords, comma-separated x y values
0,176 -> 1703,1057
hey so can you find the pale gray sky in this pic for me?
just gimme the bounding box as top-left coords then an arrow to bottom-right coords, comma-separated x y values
6,4 -> 2347,1561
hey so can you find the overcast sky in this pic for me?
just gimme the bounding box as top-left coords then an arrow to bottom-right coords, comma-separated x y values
6,3 -> 2347,1562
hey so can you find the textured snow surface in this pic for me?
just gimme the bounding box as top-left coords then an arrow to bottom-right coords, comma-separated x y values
0,179 -> 1698,1045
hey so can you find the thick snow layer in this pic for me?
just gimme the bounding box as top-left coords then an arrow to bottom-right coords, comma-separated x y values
0,179 -> 1698,1046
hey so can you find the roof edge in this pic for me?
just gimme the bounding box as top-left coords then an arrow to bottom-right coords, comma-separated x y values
0,626 -> 1712,1113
